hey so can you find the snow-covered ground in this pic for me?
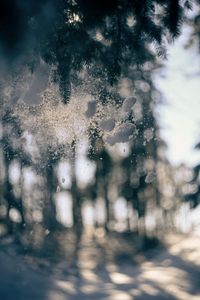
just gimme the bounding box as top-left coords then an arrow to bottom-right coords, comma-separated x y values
0,231 -> 199,300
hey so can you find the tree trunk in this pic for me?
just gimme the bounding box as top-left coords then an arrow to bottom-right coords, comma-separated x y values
71,148 -> 83,236
43,164 -> 59,230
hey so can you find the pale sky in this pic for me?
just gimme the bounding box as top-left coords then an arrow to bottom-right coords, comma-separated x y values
155,25 -> 200,167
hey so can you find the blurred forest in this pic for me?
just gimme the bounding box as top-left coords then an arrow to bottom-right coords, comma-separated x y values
0,1 -> 200,299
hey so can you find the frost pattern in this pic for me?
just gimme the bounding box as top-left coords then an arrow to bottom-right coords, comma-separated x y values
6,75 -> 139,156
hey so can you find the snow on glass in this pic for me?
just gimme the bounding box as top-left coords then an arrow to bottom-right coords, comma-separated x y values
10,83 -> 139,154
0,64 -> 146,168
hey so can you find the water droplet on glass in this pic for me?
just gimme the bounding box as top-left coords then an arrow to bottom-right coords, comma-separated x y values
45,229 -> 50,235
145,172 -> 156,183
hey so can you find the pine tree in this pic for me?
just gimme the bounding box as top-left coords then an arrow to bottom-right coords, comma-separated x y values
0,0 -> 193,104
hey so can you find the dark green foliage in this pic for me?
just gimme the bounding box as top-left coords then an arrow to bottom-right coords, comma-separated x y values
185,164 -> 200,208
0,0 -> 193,103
